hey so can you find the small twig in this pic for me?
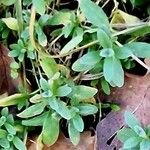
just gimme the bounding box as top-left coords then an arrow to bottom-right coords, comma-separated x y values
29,6 -> 37,50
80,73 -> 103,80
50,33 -> 63,47
31,60 -> 42,93
50,40 -> 99,58
15,0 -> 23,36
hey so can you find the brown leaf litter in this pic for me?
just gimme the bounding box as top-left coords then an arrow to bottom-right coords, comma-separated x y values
96,73 -> 150,149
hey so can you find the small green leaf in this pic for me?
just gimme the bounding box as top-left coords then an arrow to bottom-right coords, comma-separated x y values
68,121 -> 80,146
103,57 -> 124,87
100,48 -> 114,58
48,97 -> 59,110
10,62 -> 19,69
0,129 -> 7,138
0,94 -> 29,107
32,0 -> 45,15
42,112 -> 60,146
140,139 -> 150,150
22,112 -> 48,126
56,85 -> 72,97
72,114 -> 84,132
97,29 -> 112,48
73,85 -> 98,99
124,42 -> 150,58
110,104 -> 120,111
4,123 -> 16,135
0,116 -> 6,126
79,0 -> 109,28
123,137 -> 141,149
77,104 -> 98,116
42,90 -> 53,98
100,79 -> 110,95
1,0 -> 16,6
72,51 -> 100,72
40,56 -> 58,78
134,125 -> 147,138
48,11 -> 72,25
17,102 -> 46,118
40,78 -> 49,91
62,23 -> 74,38
115,46 -> 132,59
0,138 -> 10,149
7,134 -> 14,142
56,101 -> 71,120
117,127 -> 138,142
11,70 -> 18,79
124,111 -> 141,130
2,18 -> 18,30
7,114 -> 14,124
1,107 -> 9,116
13,136 -> 26,150
60,34 -> 83,55
38,14 -> 50,27
36,24 -> 47,47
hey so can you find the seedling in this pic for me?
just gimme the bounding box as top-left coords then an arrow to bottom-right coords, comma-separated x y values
117,111 -> 150,150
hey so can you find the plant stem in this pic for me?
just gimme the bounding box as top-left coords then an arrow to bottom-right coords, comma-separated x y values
29,6 -> 37,50
51,40 -> 99,58
31,60 -> 42,93
15,0 -> 23,36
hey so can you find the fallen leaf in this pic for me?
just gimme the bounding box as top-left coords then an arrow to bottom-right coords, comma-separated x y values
96,74 -> 150,149
27,131 -> 95,150
111,9 -> 140,25
0,43 -> 19,94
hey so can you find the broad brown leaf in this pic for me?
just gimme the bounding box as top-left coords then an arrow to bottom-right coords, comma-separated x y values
0,43 -> 19,94
96,74 -> 150,149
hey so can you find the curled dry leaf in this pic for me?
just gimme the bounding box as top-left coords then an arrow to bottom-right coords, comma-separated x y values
27,131 -> 95,150
0,43 -> 19,94
97,74 -> 150,149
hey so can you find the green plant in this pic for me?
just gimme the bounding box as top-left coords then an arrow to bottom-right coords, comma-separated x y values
0,107 -> 26,150
0,0 -> 150,149
117,111 -> 150,150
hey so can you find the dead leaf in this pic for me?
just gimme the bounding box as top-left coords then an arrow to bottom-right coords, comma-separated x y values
27,131 -> 95,150
96,74 -> 150,149
0,43 -> 19,94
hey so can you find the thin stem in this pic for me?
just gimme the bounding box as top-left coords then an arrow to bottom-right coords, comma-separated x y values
50,40 -> 99,58
80,73 -> 103,80
50,33 -> 63,47
112,23 -> 149,37
29,6 -> 37,50
23,128 -> 28,145
15,0 -> 23,36
131,54 -> 150,71
22,61 -> 27,92
31,60 -> 42,93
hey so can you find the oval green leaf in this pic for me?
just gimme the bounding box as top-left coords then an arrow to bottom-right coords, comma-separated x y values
42,112 -> 60,146
77,104 -> 98,116
17,102 -> 46,118
2,18 -> 18,30
103,57 -> 124,87
72,51 -> 100,72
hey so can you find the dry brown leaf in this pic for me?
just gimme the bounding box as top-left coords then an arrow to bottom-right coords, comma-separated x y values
97,74 -> 150,149
27,131 -> 95,150
0,43 -> 19,94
